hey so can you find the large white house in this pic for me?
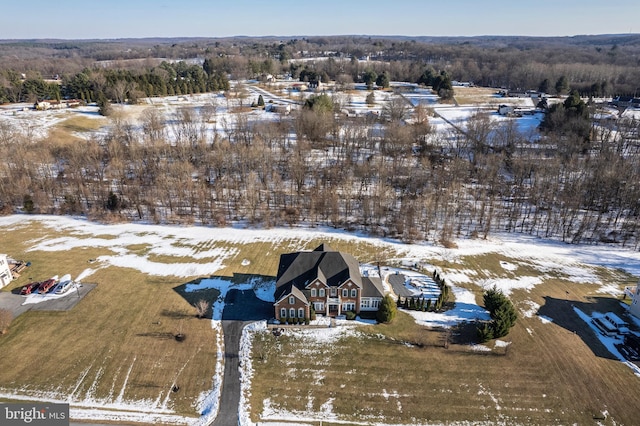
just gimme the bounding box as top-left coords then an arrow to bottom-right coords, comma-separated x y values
0,254 -> 13,289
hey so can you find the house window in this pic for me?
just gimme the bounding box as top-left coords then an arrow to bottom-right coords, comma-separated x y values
371,299 -> 380,309
289,308 -> 296,318
314,302 -> 324,311
330,288 -> 337,297
289,296 -> 295,305
319,288 -> 325,297
342,302 -> 355,311
298,308 -> 305,318
311,288 -> 317,297
360,299 -> 370,309
280,308 -> 287,318
351,289 -> 357,298
342,289 -> 348,297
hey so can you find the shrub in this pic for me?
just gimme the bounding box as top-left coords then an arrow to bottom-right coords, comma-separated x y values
345,311 -> 356,320
194,299 -> 210,319
477,286 -> 518,341
376,295 -> 397,323
477,322 -> 494,343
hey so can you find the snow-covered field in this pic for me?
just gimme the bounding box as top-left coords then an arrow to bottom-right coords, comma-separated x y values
1,215 -> 639,425
0,80 -> 546,148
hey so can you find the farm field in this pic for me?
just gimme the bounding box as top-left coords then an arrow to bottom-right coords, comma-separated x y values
0,215 -> 639,425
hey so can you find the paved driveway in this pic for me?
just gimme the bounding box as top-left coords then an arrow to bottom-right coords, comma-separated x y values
0,284 -> 95,319
212,289 -> 272,425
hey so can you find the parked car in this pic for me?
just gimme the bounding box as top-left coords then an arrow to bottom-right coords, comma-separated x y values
20,281 -> 41,295
54,274 -> 74,294
38,275 -> 59,293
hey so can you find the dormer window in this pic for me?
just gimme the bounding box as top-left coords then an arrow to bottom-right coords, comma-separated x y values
289,296 -> 295,305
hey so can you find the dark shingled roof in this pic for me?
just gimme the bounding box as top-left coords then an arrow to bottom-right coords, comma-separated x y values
275,244 -> 364,300
362,276 -> 385,298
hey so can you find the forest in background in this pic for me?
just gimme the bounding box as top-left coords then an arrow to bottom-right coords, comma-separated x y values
0,35 -> 639,248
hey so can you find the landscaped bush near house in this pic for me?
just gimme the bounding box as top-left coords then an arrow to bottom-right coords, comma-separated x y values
345,310 -> 357,320
477,286 -> 518,342
376,294 -> 397,323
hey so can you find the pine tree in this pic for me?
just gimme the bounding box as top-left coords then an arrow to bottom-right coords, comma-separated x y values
478,286 -> 518,341
376,294 -> 397,323
257,95 -> 265,107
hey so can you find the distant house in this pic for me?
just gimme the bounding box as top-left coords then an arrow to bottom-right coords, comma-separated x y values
497,104 -> 515,116
266,103 -> 291,115
611,96 -> 640,109
273,244 -> 385,321
0,254 -> 13,289
34,99 -> 82,111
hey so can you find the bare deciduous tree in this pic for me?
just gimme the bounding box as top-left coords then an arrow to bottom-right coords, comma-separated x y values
194,299 -> 210,319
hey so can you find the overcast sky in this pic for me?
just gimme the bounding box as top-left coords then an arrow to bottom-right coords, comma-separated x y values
2,0 -> 638,39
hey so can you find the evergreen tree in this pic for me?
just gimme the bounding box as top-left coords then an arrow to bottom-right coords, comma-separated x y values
96,92 -> 112,116
478,286 -> 518,341
538,78 -> 550,94
366,91 -> 376,106
362,69 -> 377,90
555,75 -> 569,95
376,71 -> 390,89
106,191 -> 120,211
23,194 -> 34,214
376,294 -> 397,323
257,94 -> 265,107
477,322 -> 494,342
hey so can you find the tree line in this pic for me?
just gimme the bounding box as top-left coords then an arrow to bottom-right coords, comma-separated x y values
0,60 -> 229,104
3,35 -> 640,105
1,87 -> 639,249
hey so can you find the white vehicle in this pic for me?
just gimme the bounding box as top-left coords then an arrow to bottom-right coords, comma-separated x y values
54,274 -> 74,294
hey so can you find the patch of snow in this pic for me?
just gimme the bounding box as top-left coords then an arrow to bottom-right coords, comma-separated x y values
478,276 -> 543,296
499,260 -> 518,271
470,344 -> 492,352
538,315 -> 554,324
520,300 -> 540,318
